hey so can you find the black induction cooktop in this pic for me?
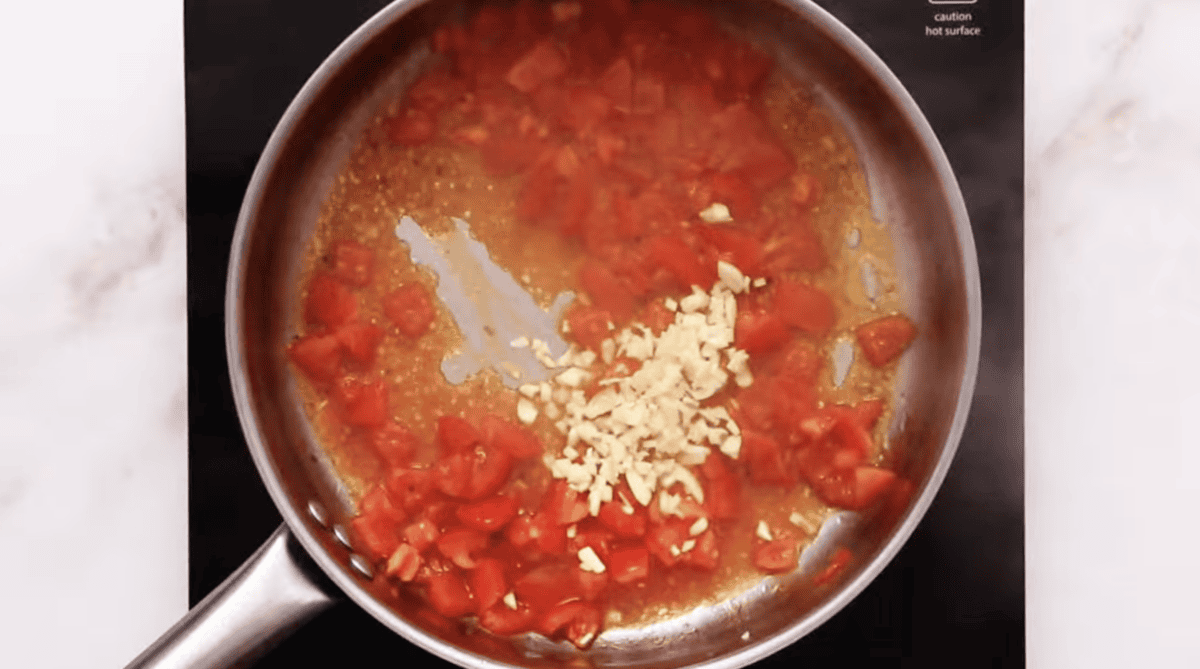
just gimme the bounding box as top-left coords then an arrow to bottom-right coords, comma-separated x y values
186,1 -> 1023,665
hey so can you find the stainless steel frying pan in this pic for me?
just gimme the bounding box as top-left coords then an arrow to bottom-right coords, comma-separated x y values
128,0 -> 980,666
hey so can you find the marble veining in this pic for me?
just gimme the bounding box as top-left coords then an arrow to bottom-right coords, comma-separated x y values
0,1 -> 188,668
1027,0 -> 1200,666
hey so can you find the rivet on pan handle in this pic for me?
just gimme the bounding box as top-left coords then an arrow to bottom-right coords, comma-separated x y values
123,525 -> 338,669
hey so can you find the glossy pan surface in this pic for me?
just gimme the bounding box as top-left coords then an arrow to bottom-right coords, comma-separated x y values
225,1 -> 980,667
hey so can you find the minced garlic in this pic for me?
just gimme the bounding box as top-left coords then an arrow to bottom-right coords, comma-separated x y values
578,546 -> 606,573
531,269 -> 762,515
528,269 -> 768,515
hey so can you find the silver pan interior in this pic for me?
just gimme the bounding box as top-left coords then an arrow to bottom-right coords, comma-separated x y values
225,0 -> 981,667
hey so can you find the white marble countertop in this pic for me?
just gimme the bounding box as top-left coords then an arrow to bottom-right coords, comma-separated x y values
1,0 -> 1197,666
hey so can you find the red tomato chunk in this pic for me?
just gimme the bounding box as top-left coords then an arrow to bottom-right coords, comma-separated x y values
383,284 -> 436,339
856,314 -> 917,367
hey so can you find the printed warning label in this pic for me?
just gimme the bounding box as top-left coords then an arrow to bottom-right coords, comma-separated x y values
925,11 -> 982,38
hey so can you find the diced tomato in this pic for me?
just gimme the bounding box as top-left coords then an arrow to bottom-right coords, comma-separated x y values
407,67 -> 468,111
599,57 -> 632,112
565,304 -> 613,351
543,480 -> 589,525
437,527 -> 490,569
532,512 -> 569,554
772,341 -> 824,392
735,309 -> 790,354
770,389 -> 820,445
773,279 -> 835,336
550,143 -> 582,178
457,495 -> 519,533
579,260 -> 636,323
633,189 -> 690,236
507,511 -> 569,555
708,104 -> 794,192
708,172 -> 761,222
351,511 -> 401,560
434,452 -> 472,498
437,415 -> 482,455
332,377 -> 389,428
680,530 -> 720,571
700,453 -> 740,519
729,131 -> 796,193
789,441 -> 837,492
479,602 -> 536,636
711,39 -> 773,101
733,378 -> 778,432
361,484 -> 406,524
370,421 -> 419,468
480,414 -> 543,459
327,240 -> 374,287
426,571 -> 475,617
795,411 -> 837,443
631,74 -> 666,115
597,499 -> 647,537
646,235 -> 715,291
516,157 -> 559,224
850,466 -> 898,508
753,539 -> 797,574
382,284 -> 435,339
608,188 -> 643,241
695,224 -> 764,276
402,518 -> 441,553
305,273 -> 358,329
386,468 -> 436,514
513,563 -> 585,611
386,543 -> 422,582
852,398 -> 884,430
562,86 -> 612,133
335,322 -> 384,366
287,333 -> 342,383
594,131 -> 626,165
608,546 -> 649,584
386,106 -> 436,146
539,601 -> 602,648
568,524 -> 616,562
855,314 -> 917,367
434,444 -> 511,501
578,568 -> 609,601
739,429 -> 794,486
557,165 -> 597,237
813,547 -> 853,586
464,445 -> 513,500
469,557 -> 509,611
505,514 -> 537,550
645,518 -> 689,568
763,223 -> 826,274
828,405 -> 874,463
506,40 -> 568,93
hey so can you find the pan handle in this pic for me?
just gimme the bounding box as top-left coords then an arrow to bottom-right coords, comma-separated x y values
124,524 -> 339,669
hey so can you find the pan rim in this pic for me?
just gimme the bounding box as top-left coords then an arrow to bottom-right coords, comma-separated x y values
224,0 -> 982,667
